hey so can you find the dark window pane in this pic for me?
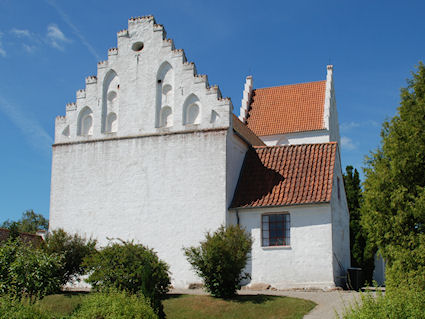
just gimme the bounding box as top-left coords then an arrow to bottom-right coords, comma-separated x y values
262,214 -> 290,247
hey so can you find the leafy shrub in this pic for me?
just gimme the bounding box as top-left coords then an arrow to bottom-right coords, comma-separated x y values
384,233 -> 425,290
69,289 -> 158,319
0,239 -> 63,300
84,240 -> 170,317
342,287 -> 425,319
184,225 -> 253,298
0,295 -> 50,319
43,228 -> 97,285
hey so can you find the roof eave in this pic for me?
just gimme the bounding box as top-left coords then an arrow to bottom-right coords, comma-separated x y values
229,200 -> 331,210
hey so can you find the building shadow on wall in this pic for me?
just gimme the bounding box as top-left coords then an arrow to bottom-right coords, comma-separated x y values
231,148 -> 285,208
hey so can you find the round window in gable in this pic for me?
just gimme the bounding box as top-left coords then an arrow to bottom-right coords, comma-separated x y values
131,42 -> 144,52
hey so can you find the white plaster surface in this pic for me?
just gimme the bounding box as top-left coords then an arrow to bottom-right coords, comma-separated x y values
229,205 -> 337,289
330,147 -> 351,286
261,130 -> 331,146
50,131 -> 228,288
226,132 -> 248,209
54,16 -> 232,144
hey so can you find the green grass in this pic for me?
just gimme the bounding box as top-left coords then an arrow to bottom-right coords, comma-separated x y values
163,294 -> 315,319
38,292 -> 88,317
36,293 -> 315,319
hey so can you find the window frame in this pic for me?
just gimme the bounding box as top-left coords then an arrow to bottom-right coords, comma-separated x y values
261,212 -> 291,247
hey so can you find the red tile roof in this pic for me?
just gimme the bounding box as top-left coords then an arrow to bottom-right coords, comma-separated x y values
230,143 -> 336,208
232,115 -> 265,146
246,81 -> 327,136
0,228 -> 44,247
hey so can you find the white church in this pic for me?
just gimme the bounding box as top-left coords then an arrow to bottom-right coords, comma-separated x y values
49,15 -> 350,290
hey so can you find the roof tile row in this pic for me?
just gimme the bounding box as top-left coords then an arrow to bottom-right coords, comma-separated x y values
230,142 -> 336,208
246,81 -> 327,136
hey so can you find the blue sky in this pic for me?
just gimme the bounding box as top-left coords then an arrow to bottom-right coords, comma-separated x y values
0,0 -> 424,223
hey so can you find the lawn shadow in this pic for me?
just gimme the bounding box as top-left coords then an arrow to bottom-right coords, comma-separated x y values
164,293 -> 283,305
163,293 -> 189,300
229,294 -> 279,304
57,291 -> 90,298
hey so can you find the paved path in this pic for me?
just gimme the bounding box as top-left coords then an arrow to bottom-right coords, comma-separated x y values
170,288 -> 361,319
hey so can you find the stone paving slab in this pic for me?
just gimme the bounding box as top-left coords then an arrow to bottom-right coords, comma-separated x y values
169,288 -> 361,319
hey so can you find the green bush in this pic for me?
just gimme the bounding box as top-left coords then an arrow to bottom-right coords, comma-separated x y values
43,228 -> 97,285
342,288 -> 425,319
0,239 -> 63,300
184,225 -> 253,298
84,240 -> 170,317
69,289 -> 158,319
0,295 -> 51,319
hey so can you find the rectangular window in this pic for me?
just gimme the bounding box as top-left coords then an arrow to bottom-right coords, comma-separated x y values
261,213 -> 290,247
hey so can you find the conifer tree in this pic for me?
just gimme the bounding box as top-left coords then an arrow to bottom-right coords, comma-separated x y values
361,63 -> 425,283
343,166 -> 374,282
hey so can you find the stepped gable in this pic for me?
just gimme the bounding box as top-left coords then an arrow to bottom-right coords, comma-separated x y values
54,15 -> 232,144
245,81 -> 326,136
230,142 -> 336,208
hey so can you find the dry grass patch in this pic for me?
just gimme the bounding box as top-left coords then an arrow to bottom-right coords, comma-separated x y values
36,292 -> 315,319
163,294 -> 316,319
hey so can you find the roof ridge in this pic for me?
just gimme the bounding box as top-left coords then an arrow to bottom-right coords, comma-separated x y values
0,227 -> 44,238
253,142 -> 337,149
253,80 -> 326,91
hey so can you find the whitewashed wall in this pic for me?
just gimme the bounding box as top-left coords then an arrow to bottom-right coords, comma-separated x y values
50,131 -> 228,287
330,147 -> 351,286
50,16 -> 236,288
225,131 -> 248,211
261,130 -> 330,146
54,16 -> 231,144
229,204 -> 336,289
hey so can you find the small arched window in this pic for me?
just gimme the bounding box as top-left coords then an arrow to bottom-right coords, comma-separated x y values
77,106 -> 93,136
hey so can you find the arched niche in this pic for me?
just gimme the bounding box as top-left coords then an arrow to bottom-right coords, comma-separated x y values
210,110 -> 220,124
183,94 -> 201,125
159,106 -> 173,128
77,106 -> 93,136
155,61 -> 174,128
102,69 -> 119,133
62,125 -> 70,137
106,112 -> 118,133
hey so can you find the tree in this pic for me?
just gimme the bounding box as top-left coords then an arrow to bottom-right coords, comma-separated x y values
184,225 -> 252,299
343,166 -> 375,283
361,62 -> 425,284
1,210 -> 48,234
43,228 -> 97,285
84,241 -> 170,318
0,239 -> 63,301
